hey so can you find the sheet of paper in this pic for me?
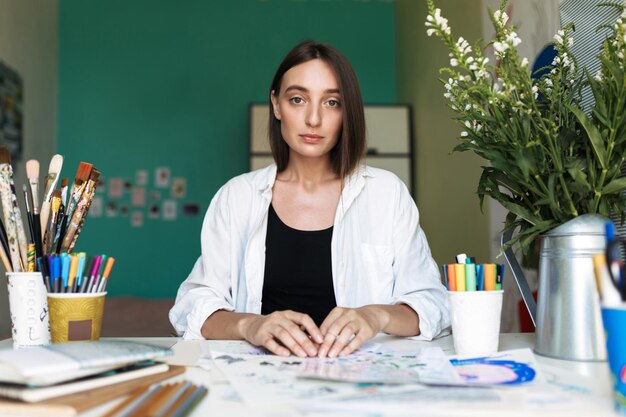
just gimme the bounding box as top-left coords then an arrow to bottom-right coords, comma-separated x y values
210,352 -> 364,406
297,345 -> 461,385
448,348 -> 541,385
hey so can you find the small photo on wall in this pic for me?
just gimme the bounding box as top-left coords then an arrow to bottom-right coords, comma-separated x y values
162,199 -> 177,221
148,204 -> 160,219
155,167 -> 170,188
136,169 -> 148,186
171,178 -> 187,198
131,211 -> 144,227
108,178 -> 123,198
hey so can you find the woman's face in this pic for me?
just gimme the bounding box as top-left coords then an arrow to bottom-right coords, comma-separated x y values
271,59 -> 343,163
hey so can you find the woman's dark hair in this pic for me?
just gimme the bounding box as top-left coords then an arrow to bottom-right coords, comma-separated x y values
269,40 -> 366,178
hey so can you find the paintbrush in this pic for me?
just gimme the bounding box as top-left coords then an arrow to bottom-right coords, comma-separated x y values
22,184 -> 35,245
44,190 -> 62,255
2,149 -> 29,269
26,159 -> 46,266
61,168 -> 100,253
39,154 -> 63,239
60,177 -> 68,207
65,162 -> 92,224
0,147 -> 20,270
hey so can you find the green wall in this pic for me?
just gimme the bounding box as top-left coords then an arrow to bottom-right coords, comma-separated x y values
58,0 -> 397,298
395,0 -> 490,266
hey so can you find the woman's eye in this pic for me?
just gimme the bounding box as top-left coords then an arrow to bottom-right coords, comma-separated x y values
289,97 -> 304,104
327,99 -> 340,107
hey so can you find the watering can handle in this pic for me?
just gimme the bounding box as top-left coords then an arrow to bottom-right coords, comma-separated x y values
501,227 -> 537,327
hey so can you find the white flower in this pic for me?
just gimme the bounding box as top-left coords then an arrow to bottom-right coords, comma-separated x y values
464,120 -> 472,128
594,70 -> 603,81
426,28 -> 436,37
450,58 -> 459,67
545,78 -> 553,87
521,57 -> 529,67
507,31 -> 522,47
532,85 -> 539,99
461,131 -> 468,137
464,104 -> 471,111
554,30 -> 565,45
494,42 -> 508,53
494,10 -> 509,26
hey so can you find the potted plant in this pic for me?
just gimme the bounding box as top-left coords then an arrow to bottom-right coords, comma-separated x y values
425,0 -> 626,256
425,0 -> 626,361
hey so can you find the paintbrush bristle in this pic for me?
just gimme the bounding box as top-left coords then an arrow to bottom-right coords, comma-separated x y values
26,160 -> 40,180
48,154 -> 63,175
61,178 -> 69,188
51,190 -> 62,212
75,162 -> 93,183
0,146 -> 10,165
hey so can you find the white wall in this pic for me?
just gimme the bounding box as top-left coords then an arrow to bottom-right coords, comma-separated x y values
0,0 -> 58,336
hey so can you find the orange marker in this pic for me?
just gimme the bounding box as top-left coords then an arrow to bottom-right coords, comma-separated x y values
447,263 -> 457,291
484,263 -> 496,291
97,257 -> 115,293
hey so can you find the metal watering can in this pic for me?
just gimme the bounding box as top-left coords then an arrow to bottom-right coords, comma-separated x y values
502,214 -> 607,361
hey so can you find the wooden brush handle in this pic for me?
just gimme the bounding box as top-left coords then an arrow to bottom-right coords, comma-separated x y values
40,200 -> 51,247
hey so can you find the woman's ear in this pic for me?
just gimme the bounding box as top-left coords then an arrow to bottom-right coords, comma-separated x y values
270,91 -> 281,120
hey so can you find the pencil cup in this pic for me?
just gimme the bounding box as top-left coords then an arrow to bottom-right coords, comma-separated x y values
601,304 -> 626,414
449,290 -> 503,356
47,292 -> 106,343
6,272 -> 51,348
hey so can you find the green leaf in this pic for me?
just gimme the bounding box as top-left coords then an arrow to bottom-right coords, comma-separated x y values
569,106 -> 607,170
603,177 -> 626,194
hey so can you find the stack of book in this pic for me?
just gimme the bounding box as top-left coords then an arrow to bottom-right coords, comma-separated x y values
0,340 -> 187,416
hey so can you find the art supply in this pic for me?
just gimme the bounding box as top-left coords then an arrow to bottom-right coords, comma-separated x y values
446,263 -> 456,291
454,263 -> 466,291
47,292 -> 106,343
601,304 -> 626,414
465,263 -> 476,291
449,290 -> 503,355
60,169 -> 100,253
593,253 -> 623,306
40,154 -> 64,239
0,150 -> 23,271
605,237 -> 626,302
6,271 -> 51,347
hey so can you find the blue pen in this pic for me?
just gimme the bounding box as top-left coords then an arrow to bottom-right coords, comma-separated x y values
477,264 -> 484,291
61,253 -> 70,292
46,255 -> 55,292
52,255 -> 62,293
442,264 -> 449,289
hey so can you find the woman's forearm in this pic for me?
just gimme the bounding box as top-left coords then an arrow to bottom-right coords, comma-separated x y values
200,310 -> 258,340
358,304 -> 420,337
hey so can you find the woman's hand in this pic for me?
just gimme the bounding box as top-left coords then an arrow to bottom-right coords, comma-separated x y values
317,304 -> 420,358
240,310 -> 324,357
317,306 -> 386,358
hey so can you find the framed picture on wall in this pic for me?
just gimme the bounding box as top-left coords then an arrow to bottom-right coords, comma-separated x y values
0,62 -> 23,162
249,103 -> 415,196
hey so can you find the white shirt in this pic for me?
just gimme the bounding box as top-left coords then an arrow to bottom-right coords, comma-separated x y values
169,164 -> 450,340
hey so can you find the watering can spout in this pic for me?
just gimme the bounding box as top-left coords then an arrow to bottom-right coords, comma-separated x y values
501,227 -> 537,327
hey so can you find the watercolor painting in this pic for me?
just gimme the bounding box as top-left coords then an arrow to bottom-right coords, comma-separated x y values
450,348 -> 538,385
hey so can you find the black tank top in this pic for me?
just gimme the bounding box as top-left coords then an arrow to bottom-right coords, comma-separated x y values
261,204 -> 337,327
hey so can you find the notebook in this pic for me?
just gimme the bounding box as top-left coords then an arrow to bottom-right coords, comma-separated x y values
0,365 -> 186,417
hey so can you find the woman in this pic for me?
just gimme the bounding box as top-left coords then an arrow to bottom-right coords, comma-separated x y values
169,40 -> 449,358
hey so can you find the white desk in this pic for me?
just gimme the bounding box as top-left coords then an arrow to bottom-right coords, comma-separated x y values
0,334 -> 619,416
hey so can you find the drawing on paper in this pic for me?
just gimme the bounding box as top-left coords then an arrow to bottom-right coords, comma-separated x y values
450,357 -> 536,385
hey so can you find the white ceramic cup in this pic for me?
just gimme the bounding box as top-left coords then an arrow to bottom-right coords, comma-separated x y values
449,290 -> 503,356
7,272 -> 51,348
